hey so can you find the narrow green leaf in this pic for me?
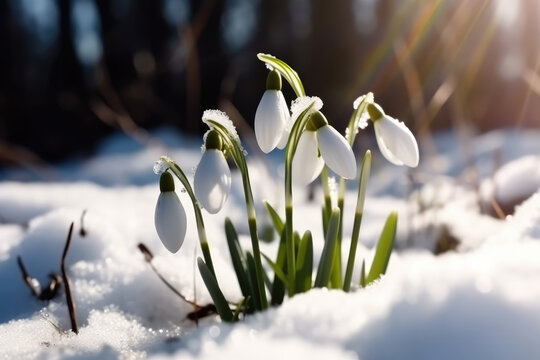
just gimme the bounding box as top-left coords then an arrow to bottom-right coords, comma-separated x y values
197,258 -> 233,322
245,252 -> 262,311
343,151 -> 372,292
322,206 -> 329,236
257,53 -> 306,97
360,260 -> 366,288
232,297 -> 246,322
270,229 -> 287,305
314,208 -> 341,288
294,231 -> 313,293
264,201 -> 284,234
224,218 -> 251,299
262,252 -> 291,289
366,212 -> 397,285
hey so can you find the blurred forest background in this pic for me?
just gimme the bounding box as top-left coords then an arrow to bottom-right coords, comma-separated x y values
0,0 -> 539,164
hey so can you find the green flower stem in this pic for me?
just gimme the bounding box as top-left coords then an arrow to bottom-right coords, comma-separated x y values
321,167 -> 332,235
343,150 -> 371,292
283,102 -> 318,296
162,159 -> 216,277
205,121 -> 268,310
332,93 -> 374,288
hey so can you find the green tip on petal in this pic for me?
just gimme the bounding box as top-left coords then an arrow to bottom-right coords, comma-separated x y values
266,70 -> 282,91
367,103 -> 384,121
159,172 -> 175,192
205,130 -> 223,150
307,111 -> 328,131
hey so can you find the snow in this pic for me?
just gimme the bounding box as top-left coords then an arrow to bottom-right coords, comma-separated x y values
1,127 -> 540,359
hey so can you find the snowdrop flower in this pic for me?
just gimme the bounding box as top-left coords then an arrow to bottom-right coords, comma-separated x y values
194,130 -> 232,214
155,172 -> 187,253
254,70 -> 290,153
309,111 -> 357,179
293,129 -> 325,185
367,103 -> 419,167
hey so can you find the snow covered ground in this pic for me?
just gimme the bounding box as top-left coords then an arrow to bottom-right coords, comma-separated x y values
1,127 -> 540,359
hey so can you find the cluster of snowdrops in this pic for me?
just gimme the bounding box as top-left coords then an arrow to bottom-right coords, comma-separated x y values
153,54 -> 419,322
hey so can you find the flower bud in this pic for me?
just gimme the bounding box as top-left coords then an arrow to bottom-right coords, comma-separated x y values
194,148 -> 232,214
368,104 -> 419,167
154,172 -> 187,253
254,71 -> 290,153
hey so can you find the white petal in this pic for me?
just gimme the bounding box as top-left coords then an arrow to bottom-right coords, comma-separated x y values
316,125 -> 357,179
374,115 -> 419,167
277,127 -> 290,149
254,90 -> 289,153
194,149 -> 232,213
292,130 -> 324,185
155,192 -> 187,253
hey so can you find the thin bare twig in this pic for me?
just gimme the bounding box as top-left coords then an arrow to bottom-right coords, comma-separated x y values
137,243 -> 215,315
17,256 -> 41,298
17,256 -> 63,301
61,223 -> 78,334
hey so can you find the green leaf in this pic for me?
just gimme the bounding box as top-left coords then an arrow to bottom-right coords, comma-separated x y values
366,212 -> 397,285
197,258 -> 234,322
294,231 -> 313,293
270,229 -> 287,305
232,297 -> 246,322
262,252 -> 291,289
264,201 -> 284,234
224,218 -> 251,299
360,260 -> 366,288
343,150 -> 372,292
257,53 -> 306,97
314,208 -> 341,288
245,252 -> 262,311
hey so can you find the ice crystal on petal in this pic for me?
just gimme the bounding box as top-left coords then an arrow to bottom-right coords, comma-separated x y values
202,110 -> 239,142
153,158 -> 170,174
357,111 -> 369,130
287,96 -> 323,133
353,93 -> 374,109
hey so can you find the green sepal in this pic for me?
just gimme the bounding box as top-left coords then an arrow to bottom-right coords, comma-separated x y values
307,111 -> 328,131
366,212 -> 397,285
266,70 -> 282,90
197,257 -> 234,322
159,171 -> 175,192
367,103 -> 384,121
257,53 -> 305,97
205,130 -> 223,150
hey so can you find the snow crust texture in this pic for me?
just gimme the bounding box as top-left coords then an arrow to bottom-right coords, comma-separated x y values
1,129 -> 540,359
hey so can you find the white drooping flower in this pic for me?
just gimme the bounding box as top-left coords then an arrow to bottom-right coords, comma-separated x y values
155,172 -> 187,253
279,96 -> 324,150
194,130 -> 232,214
367,103 -> 419,168
254,70 -> 290,153
292,130 -> 325,185
309,111 -> 357,179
